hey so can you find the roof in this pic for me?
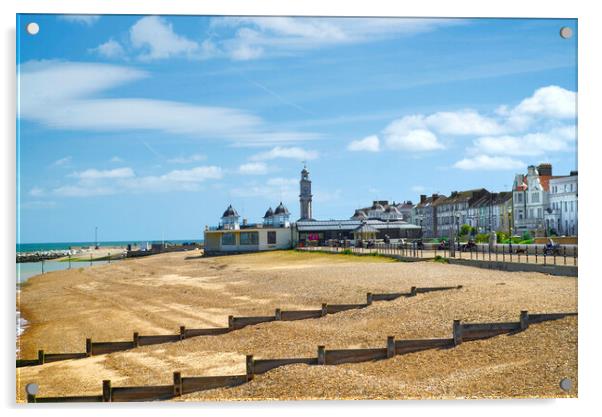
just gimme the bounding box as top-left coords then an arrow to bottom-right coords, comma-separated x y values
352,209 -> 367,219
222,204 -> 239,218
370,202 -> 385,211
354,224 -> 379,233
539,175 -> 551,192
385,206 -> 401,214
263,207 -> 274,218
296,219 -> 420,232
440,189 -> 488,205
274,202 -> 290,215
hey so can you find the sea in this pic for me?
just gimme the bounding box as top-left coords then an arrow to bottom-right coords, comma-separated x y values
17,239 -> 202,253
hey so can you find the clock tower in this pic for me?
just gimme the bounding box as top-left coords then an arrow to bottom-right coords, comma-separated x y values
299,165 -> 313,220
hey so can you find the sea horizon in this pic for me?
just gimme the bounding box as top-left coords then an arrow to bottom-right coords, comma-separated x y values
16,239 -> 203,253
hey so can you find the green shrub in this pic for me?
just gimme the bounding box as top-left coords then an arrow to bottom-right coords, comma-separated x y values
341,249 -> 353,255
496,231 -> 508,242
521,231 -> 532,241
433,255 -> 449,264
475,233 -> 489,243
459,224 -> 474,236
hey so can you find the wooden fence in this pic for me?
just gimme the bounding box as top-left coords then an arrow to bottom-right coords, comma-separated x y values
26,310 -> 577,403
17,285 -> 462,368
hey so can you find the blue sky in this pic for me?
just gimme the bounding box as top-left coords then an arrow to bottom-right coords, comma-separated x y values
16,15 -> 577,243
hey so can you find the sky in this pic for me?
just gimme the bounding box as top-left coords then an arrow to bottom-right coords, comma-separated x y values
16,15 -> 577,243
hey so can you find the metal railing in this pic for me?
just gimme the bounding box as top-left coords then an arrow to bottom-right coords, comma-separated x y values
297,242 -> 577,266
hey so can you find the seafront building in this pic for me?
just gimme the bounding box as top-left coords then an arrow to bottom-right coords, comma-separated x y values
203,204 -> 293,255
545,171 -> 578,236
204,167 -> 420,254
204,161 -> 577,253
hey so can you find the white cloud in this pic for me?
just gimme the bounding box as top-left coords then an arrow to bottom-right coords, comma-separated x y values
58,15 -> 100,26
29,187 -> 45,197
91,39 -> 125,59
52,156 -> 72,166
453,155 -> 525,171
231,177 -> 297,201
167,154 -> 206,164
211,17 -> 463,60
347,135 -> 380,152
70,167 -> 135,180
425,110 -> 504,136
250,146 -> 318,161
512,85 -> 576,119
18,61 -> 316,146
54,185 -> 115,197
54,165 -> 223,197
129,16 -> 200,60
238,162 -> 268,175
110,156 -> 124,163
384,128 -> 444,151
471,129 -> 574,157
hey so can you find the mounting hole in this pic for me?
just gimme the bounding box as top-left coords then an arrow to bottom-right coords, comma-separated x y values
560,27 -> 572,39
559,378 -> 572,392
26,22 -> 40,35
25,383 -> 39,396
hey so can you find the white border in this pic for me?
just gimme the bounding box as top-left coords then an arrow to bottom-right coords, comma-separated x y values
2,1 -> 600,416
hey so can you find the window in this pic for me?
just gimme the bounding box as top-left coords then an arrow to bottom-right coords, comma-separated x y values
240,232 -> 259,245
538,208 -> 542,218
221,233 -> 236,246
267,231 -> 276,245
564,202 -> 568,212
570,201 -> 574,212
516,193 -> 523,203
531,192 -> 539,203
570,183 -> 574,192
529,208 -> 534,219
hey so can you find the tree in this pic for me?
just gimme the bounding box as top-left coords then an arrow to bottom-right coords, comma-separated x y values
460,224 -> 472,236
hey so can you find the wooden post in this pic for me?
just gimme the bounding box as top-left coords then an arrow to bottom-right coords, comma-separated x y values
246,355 -> 255,381
275,308 -> 282,320
520,310 -> 529,330
410,286 -> 417,297
228,315 -> 234,329
86,338 -> 92,356
173,371 -> 182,396
366,292 -> 373,306
321,303 -> 328,316
317,345 -> 326,365
37,350 -> 45,365
102,380 -> 112,402
179,326 -> 186,340
453,320 -> 463,346
387,336 -> 395,358
133,332 -> 139,348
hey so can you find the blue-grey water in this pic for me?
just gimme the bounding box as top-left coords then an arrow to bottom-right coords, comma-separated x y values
17,239 -> 202,253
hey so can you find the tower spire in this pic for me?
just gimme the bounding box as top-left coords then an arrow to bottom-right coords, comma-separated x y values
299,165 -> 312,221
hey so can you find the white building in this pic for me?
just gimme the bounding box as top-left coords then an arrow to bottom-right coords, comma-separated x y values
512,163 -> 552,236
545,171 -> 578,236
204,204 -> 293,254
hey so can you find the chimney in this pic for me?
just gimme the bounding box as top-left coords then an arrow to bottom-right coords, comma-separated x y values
451,191 -> 458,198
420,195 -> 427,204
242,218 -> 248,226
537,163 -> 552,176
432,193 -> 439,201
570,170 -> 578,176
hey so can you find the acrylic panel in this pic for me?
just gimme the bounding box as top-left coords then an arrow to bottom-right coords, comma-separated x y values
16,14 -> 577,402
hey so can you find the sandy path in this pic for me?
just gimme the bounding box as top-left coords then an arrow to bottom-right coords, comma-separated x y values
16,250 -> 577,401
